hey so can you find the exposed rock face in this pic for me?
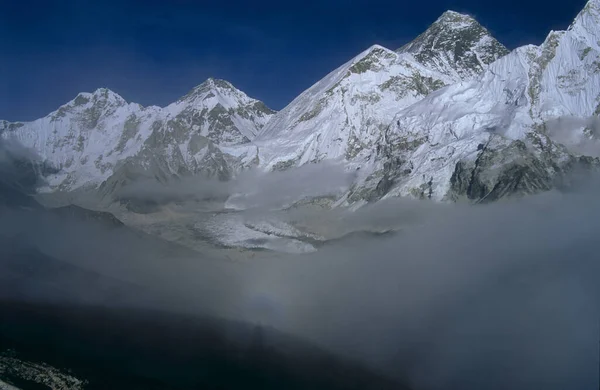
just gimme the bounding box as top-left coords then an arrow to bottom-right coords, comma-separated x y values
0,79 -> 275,193
398,10 -> 510,79
341,0 -> 600,203
252,12 -> 509,173
3,2 -> 600,206
446,135 -> 599,203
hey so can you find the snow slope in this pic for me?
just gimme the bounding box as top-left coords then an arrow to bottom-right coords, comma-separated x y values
2,2 -> 600,207
252,11 -> 508,171
352,0 -> 600,202
0,79 -> 275,191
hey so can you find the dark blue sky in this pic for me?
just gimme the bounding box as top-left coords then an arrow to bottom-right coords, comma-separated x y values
0,0 -> 589,121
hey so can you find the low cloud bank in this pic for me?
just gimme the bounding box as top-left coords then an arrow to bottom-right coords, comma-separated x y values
546,115 -> 600,157
115,161 -> 354,211
1,139 -> 599,390
0,137 -> 48,196
239,188 -> 600,390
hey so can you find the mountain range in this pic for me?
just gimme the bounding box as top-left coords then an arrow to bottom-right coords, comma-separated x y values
2,0 -> 600,206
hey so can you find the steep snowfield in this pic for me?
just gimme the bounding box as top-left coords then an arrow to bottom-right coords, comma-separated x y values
359,0 -> 600,202
0,79 -> 275,191
2,2 -> 599,208
253,11 -> 508,171
253,45 -> 453,171
533,1 -> 600,121
1,89 -> 158,191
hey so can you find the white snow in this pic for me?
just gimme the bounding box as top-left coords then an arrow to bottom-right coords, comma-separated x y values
373,0 -> 600,200
0,79 -> 274,192
2,2 -> 599,206
251,11 -> 508,173
197,213 -> 317,254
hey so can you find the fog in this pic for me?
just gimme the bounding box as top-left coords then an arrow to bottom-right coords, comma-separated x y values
255,190 -> 600,389
0,137 -> 48,196
546,115 -> 600,157
1,139 -> 599,390
116,160 -> 355,211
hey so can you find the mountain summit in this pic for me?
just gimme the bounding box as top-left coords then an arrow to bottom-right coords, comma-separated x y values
0,80 -> 275,191
252,12 -> 508,173
253,2 -> 600,204
2,2 -> 599,206
165,78 -> 276,145
398,10 -> 510,79
364,0 -> 600,202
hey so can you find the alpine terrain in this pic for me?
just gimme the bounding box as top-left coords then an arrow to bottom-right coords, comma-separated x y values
0,79 -> 275,193
2,4 -> 600,388
1,1 -> 599,208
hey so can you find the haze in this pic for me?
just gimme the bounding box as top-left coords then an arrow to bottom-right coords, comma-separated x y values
1,138 -> 598,390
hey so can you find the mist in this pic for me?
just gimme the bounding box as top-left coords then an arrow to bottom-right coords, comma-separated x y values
545,115 -> 600,157
248,189 -> 600,389
115,160 -> 354,211
1,138 -> 600,389
0,137 -> 48,195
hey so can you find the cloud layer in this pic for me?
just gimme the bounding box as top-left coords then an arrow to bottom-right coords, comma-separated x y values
1,139 -> 599,390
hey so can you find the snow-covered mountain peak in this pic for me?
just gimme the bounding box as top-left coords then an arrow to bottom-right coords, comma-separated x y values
347,45 -> 398,74
187,78 -> 235,94
90,87 -> 126,102
6,3 -> 599,207
577,0 -> 600,18
205,77 -> 234,88
351,0 -> 600,204
175,78 -> 248,106
170,78 -> 275,119
253,13 -> 510,171
58,88 -> 128,113
398,10 -> 509,79
44,87 -> 137,128
436,10 -> 477,25
568,0 -> 600,46
0,76 -> 276,191
162,78 -> 276,145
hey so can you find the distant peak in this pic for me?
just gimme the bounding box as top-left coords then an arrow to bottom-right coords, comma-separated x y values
182,78 -> 239,99
569,0 -> 600,32
398,10 -> 490,55
347,44 -> 397,74
93,87 -> 111,94
441,10 -> 463,16
399,10 -> 494,54
201,78 -> 236,91
434,10 -> 479,27
355,44 -> 395,62
438,10 -> 475,20
90,87 -> 121,98
177,78 -> 250,105
366,44 -> 390,52
397,8 -> 509,77
68,88 -> 125,108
